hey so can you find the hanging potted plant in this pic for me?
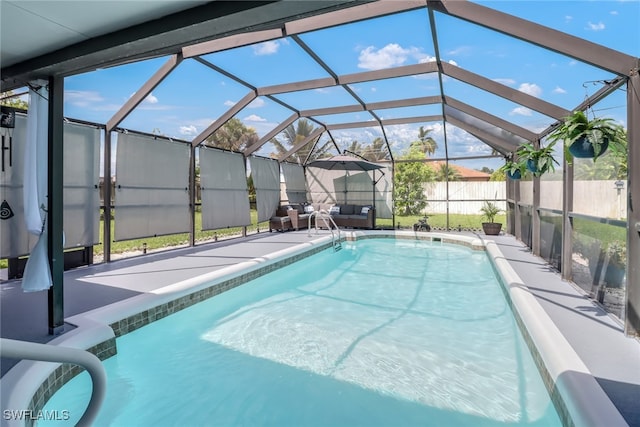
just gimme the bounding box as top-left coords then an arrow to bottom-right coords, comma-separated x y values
497,155 -> 527,180
515,141 -> 559,177
547,110 -> 626,163
479,200 -> 502,235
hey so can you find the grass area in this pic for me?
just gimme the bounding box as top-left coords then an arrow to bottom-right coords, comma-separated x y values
377,213 -> 506,230
0,210 -> 622,269
97,210 -> 269,258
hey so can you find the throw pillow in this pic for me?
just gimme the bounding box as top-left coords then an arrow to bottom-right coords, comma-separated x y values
304,205 -> 315,213
329,206 -> 340,215
360,206 -> 370,215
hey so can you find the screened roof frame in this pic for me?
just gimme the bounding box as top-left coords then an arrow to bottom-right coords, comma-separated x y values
97,0 -> 636,168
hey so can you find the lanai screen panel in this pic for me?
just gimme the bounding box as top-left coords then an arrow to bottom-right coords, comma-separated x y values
0,117 -> 101,257
115,133 -> 190,241
63,122 -> 100,248
281,162 -> 307,204
374,165 -> 393,219
249,156 -> 280,223
0,113 -> 32,257
200,147 -> 251,230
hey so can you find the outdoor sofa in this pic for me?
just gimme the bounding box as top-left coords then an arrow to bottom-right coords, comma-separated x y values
329,204 -> 375,229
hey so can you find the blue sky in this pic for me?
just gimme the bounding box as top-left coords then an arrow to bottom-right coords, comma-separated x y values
62,1 -> 639,171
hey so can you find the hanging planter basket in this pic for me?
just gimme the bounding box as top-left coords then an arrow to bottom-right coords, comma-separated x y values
507,169 -> 522,180
568,136 -> 609,159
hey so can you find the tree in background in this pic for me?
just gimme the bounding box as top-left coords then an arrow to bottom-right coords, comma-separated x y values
361,137 -> 391,161
204,118 -> 259,151
1,90 -> 29,110
412,126 -> 438,156
393,143 -> 434,216
434,163 -> 461,181
270,118 -> 332,163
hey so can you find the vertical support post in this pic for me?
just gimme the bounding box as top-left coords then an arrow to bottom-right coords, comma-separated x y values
189,144 -> 196,247
626,69 -> 640,337
561,151 -> 574,281
47,76 -> 64,335
514,179 -> 522,241
103,130 -> 112,262
532,175 -> 541,256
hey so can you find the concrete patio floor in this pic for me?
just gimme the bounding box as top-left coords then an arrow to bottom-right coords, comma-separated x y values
1,230 -> 639,425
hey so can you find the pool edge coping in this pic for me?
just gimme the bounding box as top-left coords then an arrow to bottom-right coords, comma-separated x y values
1,231 -> 627,427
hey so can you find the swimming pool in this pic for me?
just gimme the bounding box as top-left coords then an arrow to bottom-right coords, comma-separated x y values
39,238 -> 563,426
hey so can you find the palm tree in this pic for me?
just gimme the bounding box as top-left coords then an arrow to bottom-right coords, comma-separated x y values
362,137 -> 391,161
204,118 -> 259,151
434,163 -> 461,181
411,126 -> 438,156
270,118 -> 331,163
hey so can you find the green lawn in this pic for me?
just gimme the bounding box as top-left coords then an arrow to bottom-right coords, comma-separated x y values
377,213 -> 506,230
0,210 -> 623,269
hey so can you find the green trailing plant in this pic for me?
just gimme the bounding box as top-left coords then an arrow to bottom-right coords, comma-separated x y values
515,141 -> 560,177
547,110 -> 626,163
497,155 -> 526,180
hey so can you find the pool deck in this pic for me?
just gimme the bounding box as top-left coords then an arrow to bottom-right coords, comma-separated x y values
1,230 -> 639,426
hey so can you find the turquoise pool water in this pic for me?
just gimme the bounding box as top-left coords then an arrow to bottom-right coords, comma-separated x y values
41,239 -> 562,426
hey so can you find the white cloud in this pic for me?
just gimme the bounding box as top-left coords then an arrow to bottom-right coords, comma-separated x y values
565,15 -> 573,23
610,10 -> 618,15
358,43 -> 426,70
244,114 -> 266,122
248,98 -> 265,108
518,83 -> 542,97
586,21 -> 605,31
179,125 -> 198,136
224,100 -> 236,107
447,59 -> 458,66
144,93 -> 158,104
253,40 -> 280,55
553,86 -> 567,94
493,78 -> 516,86
447,46 -> 471,56
418,55 -> 437,64
510,107 -> 533,116
65,90 -> 104,107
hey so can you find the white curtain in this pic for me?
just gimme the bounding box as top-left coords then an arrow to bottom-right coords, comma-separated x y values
249,157 -> 280,223
22,86 -> 52,292
200,147 -> 251,230
281,162 -> 307,204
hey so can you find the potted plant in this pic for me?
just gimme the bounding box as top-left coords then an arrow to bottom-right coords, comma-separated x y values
547,110 -> 626,163
497,155 -> 527,180
604,240 -> 626,288
515,141 -> 559,177
479,200 -> 502,235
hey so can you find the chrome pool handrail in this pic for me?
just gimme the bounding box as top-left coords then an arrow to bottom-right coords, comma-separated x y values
308,209 -> 342,251
0,338 -> 106,427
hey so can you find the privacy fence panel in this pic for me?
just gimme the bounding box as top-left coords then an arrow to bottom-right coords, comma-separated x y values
281,162 -> 307,204
200,147 -> 251,230
0,116 -> 101,258
0,113 -> 33,257
114,133 -> 190,241
63,122 -> 100,248
249,156 -> 280,223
